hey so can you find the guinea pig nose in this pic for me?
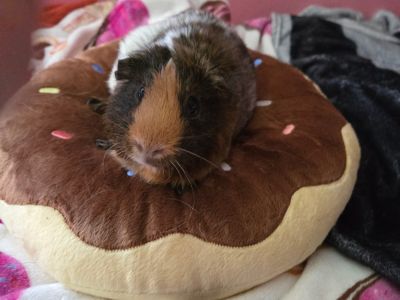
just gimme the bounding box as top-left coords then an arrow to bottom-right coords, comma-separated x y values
131,138 -> 144,152
148,146 -> 167,159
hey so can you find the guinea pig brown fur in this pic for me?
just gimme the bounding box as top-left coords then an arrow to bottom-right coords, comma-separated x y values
103,10 -> 257,187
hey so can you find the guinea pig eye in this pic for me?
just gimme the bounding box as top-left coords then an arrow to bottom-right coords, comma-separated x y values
136,87 -> 145,100
186,96 -> 200,118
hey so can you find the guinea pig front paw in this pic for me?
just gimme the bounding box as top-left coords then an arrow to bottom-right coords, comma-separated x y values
87,98 -> 107,114
95,139 -> 111,150
170,182 -> 198,196
171,184 -> 186,196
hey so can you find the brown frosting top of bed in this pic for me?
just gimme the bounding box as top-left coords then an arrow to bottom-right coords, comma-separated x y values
0,42 -> 346,249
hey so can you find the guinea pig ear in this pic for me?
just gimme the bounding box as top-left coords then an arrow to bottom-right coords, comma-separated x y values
115,58 -> 131,80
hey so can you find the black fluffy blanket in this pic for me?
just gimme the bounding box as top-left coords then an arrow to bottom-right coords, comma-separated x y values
274,15 -> 400,285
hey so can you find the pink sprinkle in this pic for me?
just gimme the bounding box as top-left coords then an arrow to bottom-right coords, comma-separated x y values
283,124 -> 295,135
51,130 -> 73,140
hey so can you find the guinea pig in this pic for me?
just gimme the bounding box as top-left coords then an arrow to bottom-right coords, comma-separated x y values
102,9 -> 257,187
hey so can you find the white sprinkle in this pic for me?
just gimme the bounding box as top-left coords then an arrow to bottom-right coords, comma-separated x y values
256,100 -> 272,107
221,162 -> 232,172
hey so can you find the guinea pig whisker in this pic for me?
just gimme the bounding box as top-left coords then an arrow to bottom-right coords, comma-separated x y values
162,160 -> 175,181
98,143 -> 119,175
174,159 -> 197,218
101,148 -> 111,174
109,143 -> 130,162
176,147 -> 219,169
175,159 -> 194,192
174,160 -> 192,184
168,160 -> 185,187
165,197 -> 198,212
107,143 -> 121,155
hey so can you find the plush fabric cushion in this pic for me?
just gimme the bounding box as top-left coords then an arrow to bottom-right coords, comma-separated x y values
0,42 -> 360,299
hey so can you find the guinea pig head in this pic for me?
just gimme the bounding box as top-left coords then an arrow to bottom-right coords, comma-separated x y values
105,47 -> 237,186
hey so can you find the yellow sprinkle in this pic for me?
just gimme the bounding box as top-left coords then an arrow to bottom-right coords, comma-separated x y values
39,87 -> 60,94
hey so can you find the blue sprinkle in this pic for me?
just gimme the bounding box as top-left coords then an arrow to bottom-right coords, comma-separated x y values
0,277 -> 7,283
253,58 -> 263,67
127,170 -> 136,177
91,63 -> 105,74
5,263 -> 17,270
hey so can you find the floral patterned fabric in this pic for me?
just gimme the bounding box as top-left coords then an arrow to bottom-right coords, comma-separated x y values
0,252 -> 30,300
96,0 -> 149,45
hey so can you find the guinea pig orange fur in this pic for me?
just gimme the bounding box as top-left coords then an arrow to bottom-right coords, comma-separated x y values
127,60 -> 183,184
104,10 -> 257,187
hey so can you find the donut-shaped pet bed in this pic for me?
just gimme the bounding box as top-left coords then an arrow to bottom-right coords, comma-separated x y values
0,42 -> 360,299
